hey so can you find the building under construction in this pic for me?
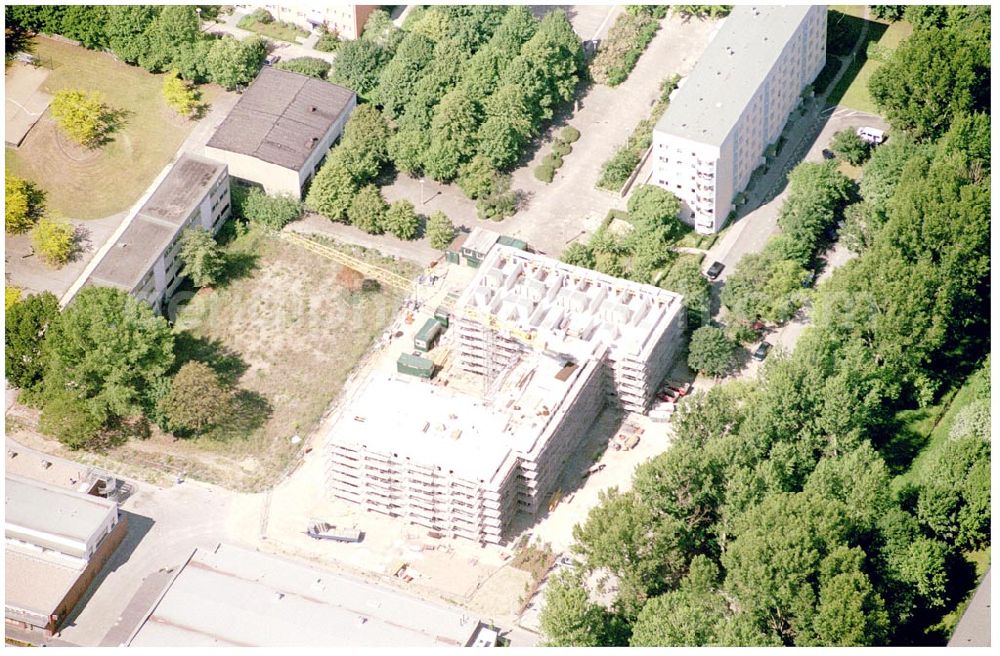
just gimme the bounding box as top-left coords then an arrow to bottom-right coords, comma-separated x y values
326,245 -> 685,544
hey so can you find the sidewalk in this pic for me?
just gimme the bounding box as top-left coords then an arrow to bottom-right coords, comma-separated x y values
202,12 -> 336,63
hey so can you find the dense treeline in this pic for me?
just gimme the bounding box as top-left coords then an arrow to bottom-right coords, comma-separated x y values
310,5 -> 585,224
541,8 -> 990,647
4,5 -> 265,90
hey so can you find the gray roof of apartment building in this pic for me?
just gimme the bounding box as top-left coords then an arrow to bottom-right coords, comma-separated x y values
127,543 -> 481,647
655,5 -> 818,145
88,154 -> 225,292
5,474 -> 116,546
206,67 -> 356,171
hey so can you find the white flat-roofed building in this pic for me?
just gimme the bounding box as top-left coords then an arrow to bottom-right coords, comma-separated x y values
5,475 -> 127,637
127,543 -> 483,647
326,245 -> 686,544
652,5 -> 827,233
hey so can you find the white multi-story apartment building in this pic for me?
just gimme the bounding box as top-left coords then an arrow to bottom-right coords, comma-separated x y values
652,5 -> 827,234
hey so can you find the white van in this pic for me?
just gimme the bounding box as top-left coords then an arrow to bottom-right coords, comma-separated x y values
856,127 -> 886,145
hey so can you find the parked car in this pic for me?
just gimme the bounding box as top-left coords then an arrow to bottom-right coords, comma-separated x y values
705,261 -> 725,280
666,381 -> 692,396
306,520 -> 362,542
658,387 -> 679,402
822,148 -> 835,160
584,463 -> 606,477
752,341 -> 772,362
264,54 -> 281,66
801,271 -> 817,288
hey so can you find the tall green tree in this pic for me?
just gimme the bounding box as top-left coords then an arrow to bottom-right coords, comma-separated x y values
383,199 -> 419,240
5,291 -> 60,391
206,35 -> 265,90
305,156 -> 358,222
158,361 -> 231,433
687,326 -> 736,377
329,38 -> 391,99
869,25 -> 989,141
426,210 -> 455,249
179,227 -> 224,287
347,184 -> 387,234
41,287 -> 174,423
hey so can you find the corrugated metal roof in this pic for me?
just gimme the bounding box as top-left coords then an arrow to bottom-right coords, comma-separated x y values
206,67 -> 356,171
128,544 -> 480,647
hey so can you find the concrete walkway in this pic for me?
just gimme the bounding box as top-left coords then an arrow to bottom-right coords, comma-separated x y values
202,11 -> 336,63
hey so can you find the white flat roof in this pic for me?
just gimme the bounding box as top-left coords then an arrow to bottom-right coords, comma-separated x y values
333,354 -> 588,484
4,474 -> 116,545
128,544 -> 479,647
655,5 -> 819,145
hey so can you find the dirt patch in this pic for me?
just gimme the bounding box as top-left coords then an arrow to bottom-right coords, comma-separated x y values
151,230 -> 417,491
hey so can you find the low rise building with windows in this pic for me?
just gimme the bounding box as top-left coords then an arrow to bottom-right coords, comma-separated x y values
652,5 -> 827,233
86,153 -> 230,312
204,67 -> 356,199
5,475 -> 127,637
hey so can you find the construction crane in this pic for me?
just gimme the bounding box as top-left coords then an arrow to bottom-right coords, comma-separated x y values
280,231 -> 414,293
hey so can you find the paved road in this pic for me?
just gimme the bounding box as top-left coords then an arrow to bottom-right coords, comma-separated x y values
948,569 -> 991,647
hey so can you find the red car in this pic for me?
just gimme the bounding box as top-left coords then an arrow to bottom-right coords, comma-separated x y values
666,382 -> 692,396
658,388 -> 679,402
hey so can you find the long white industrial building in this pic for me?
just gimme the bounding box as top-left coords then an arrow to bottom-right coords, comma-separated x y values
326,246 -> 685,544
653,4 -> 827,233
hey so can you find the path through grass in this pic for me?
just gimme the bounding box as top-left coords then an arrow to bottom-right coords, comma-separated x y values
5,36 -> 219,219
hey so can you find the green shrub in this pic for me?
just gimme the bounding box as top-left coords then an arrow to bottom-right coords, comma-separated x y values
238,9 -> 273,29
241,188 -> 304,230
275,57 -> 331,79
315,31 -> 342,52
543,153 -> 563,169
552,140 -> 572,158
560,126 -> 581,143
590,11 -> 660,87
535,163 -> 555,183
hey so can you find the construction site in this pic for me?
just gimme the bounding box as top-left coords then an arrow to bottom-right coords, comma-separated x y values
325,238 -> 686,544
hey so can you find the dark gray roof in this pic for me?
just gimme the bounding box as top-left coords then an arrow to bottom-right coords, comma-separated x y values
88,154 -> 226,292
655,5 -> 818,145
206,67 -> 356,171
141,154 -> 226,226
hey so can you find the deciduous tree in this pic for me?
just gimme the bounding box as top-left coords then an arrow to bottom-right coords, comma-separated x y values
158,361 -> 231,433
32,217 -> 75,267
5,174 -> 45,235
305,156 -> 357,222
179,227 -> 224,287
51,89 -> 109,147
687,326 -> 736,377
347,184 -> 387,234
5,290 -> 59,391
426,210 -> 455,249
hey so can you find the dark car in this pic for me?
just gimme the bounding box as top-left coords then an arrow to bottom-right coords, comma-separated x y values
822,148 -> 835,160
705,261 -> 725,280
752,341 -> 772,362
264,54 -> 281,66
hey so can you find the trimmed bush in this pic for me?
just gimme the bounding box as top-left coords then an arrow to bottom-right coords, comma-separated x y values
560,126 -> 581,143
241,188 -> 303,230
535,163 -> 555,183
543,153 -> 563,169
552,140 -> 572,157
275,57 -> 331,79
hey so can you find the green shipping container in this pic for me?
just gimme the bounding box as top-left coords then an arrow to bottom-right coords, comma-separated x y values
414,317 -> 442,351
434,306 -> 450,328
498,235 -> 528,251
397,353 -> 435,379
445,250 -> 460,264
465,255 -> 481,268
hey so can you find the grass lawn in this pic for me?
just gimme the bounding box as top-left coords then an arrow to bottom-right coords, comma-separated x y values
892,362 -> 990,488
238,18 -> 307,43
5,36 -> 220,220
117,227 -> 414,492
825,6 -> 912,113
